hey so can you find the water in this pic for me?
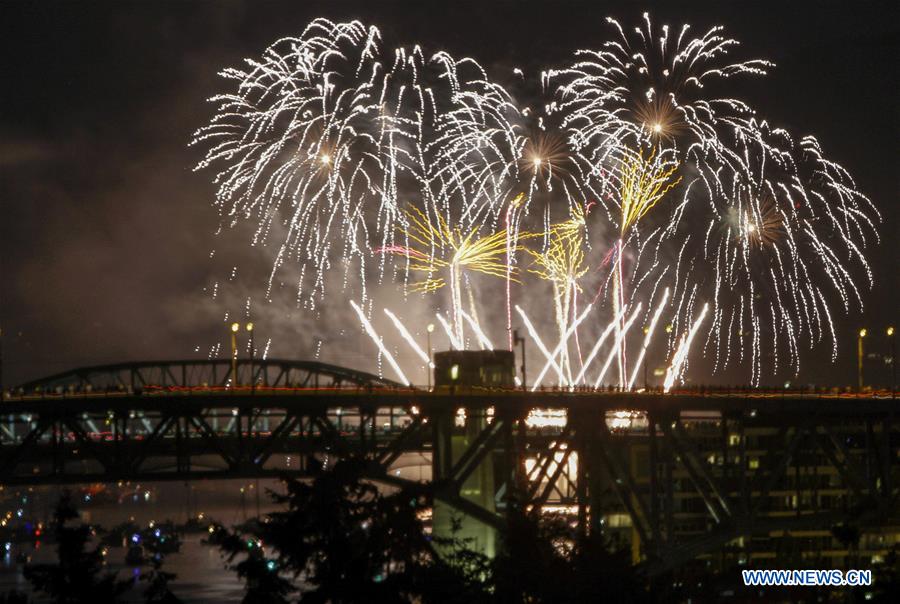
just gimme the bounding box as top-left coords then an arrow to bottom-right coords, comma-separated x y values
0,536 -> 245,602
0,455 -> 432,601
0,479 -> 276,602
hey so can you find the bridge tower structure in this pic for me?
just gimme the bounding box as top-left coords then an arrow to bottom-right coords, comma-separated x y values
430,350 -> 517,557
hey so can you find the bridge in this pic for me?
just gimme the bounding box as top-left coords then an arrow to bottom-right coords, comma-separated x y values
3,359 -> 898,573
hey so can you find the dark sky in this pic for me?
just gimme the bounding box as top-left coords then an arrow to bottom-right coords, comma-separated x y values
1,0 -> 897,387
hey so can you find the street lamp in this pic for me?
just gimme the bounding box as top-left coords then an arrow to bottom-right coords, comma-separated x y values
246,322 -> 255,394
513,329 -> 526,391
857,328 -> 867,392
229,322 -> 255,390
426,324 -> 434,391
230,322 -> 240,390
888,326 -> 896,396
642,326 -> 650,390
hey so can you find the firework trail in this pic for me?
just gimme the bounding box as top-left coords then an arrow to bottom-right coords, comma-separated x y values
350,300 -> 409,385
531,303 -> 594,391
383,308 -> 433,368
516,305 -> 566,385
664,303 -> 710,392
627,287 -> 670,389
460,310 -> 495,350
572,306 -> 627,385
593,304 -> 643,388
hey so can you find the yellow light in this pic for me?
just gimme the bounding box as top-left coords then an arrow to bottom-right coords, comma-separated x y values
888,326 -> 895,337
450,364 -> 459,381
665,324 -> 673,334
426,323 -> 435,333
246,322 -> 254,332
230,322 -> 239,333
859,328 -> 867,338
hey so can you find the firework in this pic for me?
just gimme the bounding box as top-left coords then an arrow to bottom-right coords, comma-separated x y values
618,147 -> 682,235
193,19 -> 521,308
196,16 -> 878,389
549,13 -> 878,385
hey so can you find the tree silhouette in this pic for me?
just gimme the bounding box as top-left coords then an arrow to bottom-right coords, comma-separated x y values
139,523 -> 184,603
489,508 -> 646,603
24,492 -> 130,604
212,457 -> 487,603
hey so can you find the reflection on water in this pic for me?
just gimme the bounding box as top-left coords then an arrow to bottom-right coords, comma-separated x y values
0,536 -> 245,603
0,479 -> 283,603
0,454 -> 431,601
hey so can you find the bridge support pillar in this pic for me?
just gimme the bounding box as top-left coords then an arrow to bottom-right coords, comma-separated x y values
431,406 -> 502,558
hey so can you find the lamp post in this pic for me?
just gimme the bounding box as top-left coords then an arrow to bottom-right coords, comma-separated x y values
0,326 -> 4,400
246,322 -> 255,394
888,326 -> 895,396
230,322 -> 240,389
642,326 -> 650,390
857,328 -> 867,392
513,329 -> 526,391
426,323 -> 434,391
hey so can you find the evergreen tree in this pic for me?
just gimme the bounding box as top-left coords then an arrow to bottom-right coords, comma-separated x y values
139,523 -> 184,603
24,492 -> 130,604
212,458 -> 486,603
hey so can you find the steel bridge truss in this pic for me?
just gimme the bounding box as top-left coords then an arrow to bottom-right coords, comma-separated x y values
13,359 -> 400,395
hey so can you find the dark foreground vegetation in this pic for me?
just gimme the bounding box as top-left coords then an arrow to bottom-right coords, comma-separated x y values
1,462 -> 897,603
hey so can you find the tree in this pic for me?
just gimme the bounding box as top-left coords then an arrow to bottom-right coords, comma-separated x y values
212,458 -> 487,603
24,492 -> 130,604
212,525 -> 294,604
139,522 -> 184,603
490,507 -> 646,603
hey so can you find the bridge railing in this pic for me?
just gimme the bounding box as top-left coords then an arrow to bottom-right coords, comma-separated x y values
3,382 -> 896,402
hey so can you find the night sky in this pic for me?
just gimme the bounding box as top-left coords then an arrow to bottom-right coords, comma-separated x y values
1,0 -> 897,388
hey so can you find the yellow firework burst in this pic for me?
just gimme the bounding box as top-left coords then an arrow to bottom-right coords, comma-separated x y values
619,147 -> 682,234
525,206 -> 590,382
526,207 -> 589,288
379,206 -> 535,294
